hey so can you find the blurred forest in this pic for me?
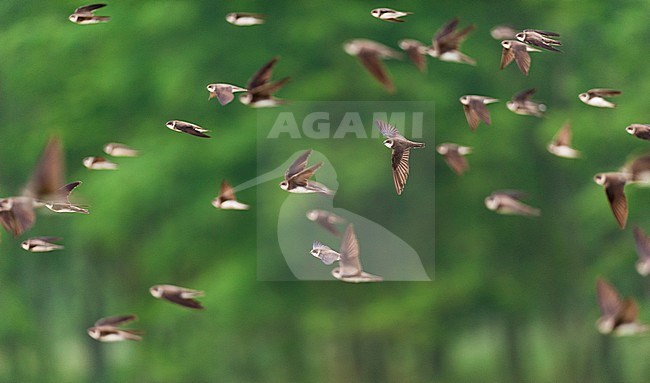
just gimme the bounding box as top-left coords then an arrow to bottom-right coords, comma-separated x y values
1,0 -> 650,382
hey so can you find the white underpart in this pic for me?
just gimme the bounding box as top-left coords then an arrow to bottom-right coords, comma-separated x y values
214,200 -> 250,210
548,145 -> 580,159
586,97 -> 615,108
229,16 -> 264,26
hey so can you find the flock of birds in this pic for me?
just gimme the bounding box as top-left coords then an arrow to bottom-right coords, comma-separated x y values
1,3 -> 648,341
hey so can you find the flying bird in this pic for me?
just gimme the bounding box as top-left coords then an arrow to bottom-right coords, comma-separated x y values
280,150 -> 334,195
547,121 -> 581,159
0,138 -> 85,237
306,209 -> 345,236
428,18 -> 476,65
150,284 -> 205,310
310,241 -> 342,265
507,88 -> 546,117
166,120 -> 210,138
225,13 -> 265,26
459,95 -> 499,131
21,237 -> 64,252
436,143 -> 472,176
103,143 -> 139,157
579,89 -> 621,108
398,39 -> 429,72
68,3 -> 110,24
500,40 -> 541,76
490,25 -> 517,40
375,120 -> 425,195
344,39 -> 402,92
83,156 -> 117,170
593,172 -> 629,229
484,190 -> 540,216
42,181 -> 88,214
206,83 -> 247,106
596,278 -> 648,336
331,224 -> 383,283
515,29 -> 562,52
626,124 -> 650,141
87,315 -> 142,342
239,57 -> 290,107
624,153 -> 650,183
370,8 -> 412,23
633,227 -> 650,276
212,180 -> 250,210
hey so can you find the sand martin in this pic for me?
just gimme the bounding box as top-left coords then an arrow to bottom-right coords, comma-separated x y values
331,224 -> 383,283
376,120 -> 425,195
87,315 -> 142,342
547,121 -> 581,159
428,18 -> 476,65
0,137 -> 66,237
500,40 -> 540,76
634,227 -> 650,276
280,150 -> 334,195
596,278 -> 648,336
398,39 -> 428,72
490,25 -> 517,40
21,237 -> 64,252
370,8 -> 412,23
459,95 -> 498,131
306,209 -> 345,236
212,180 -> 250,210
579,89 -> 621,108
310,241 -> 342,265
83,156 -> 118,170
239,57 -> 290,107
103,143 -> 138,157
150,284 -> 205,310
166,120 -> 210,138
206,83 -> 247,106
436,143 -> 472,176
485,190 -> 540,216
344,39 -> 402,92
515,29 -> 561,52
626,124 -> 650,141
225,13 -> 265,26
507,88 -> 546,117
624,154 -> 650,183
594,172 -> 629,229
69,3 -> 110,24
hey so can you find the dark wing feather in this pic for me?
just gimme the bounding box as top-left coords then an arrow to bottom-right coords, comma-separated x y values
76,3 -> 107,13
469,98 -> 491,126
249,77 -> 290,97
215,86 -> 235,106
500,46 -> 515,70
405,47 -> 426,72
95,314 -> 137,327
633,226 -> 650,261
391,147 -> 411,195
219,180 -> 236,201
357,51 -> 393,92
285,150 -> 312,179
24,137 -> 64,200
338,224 -> 362,276
246,57 -> 278,90
289,162 -> 322,187
604,180 -> 628,229
589,89 -> 621,97
513,88 -> 536,102
444,150 -> 469,176
512,44 -> 532,75
597,278 -> 622,317
163,293 -> 204,310
462,104 -> 479,131
0,201 -> 35,237
618,298 -> 639,324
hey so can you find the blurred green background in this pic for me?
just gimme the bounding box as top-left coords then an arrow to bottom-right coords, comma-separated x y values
1,1 -> 650,382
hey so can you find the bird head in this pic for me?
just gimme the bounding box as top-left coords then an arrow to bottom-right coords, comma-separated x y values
626,125 -> 636,135
593,173 -> 607,185
87,327 -> 101,339
370,9 -> 381,17
68,14 -> 79,23
149,285 -> 164,298
306,210 -> 318,221
484,196 -> 499,210
459,96 -> 470,105
239,93 -> 252,105
578,93 -> 589,102
165,121 -> 176,130
596,317 -> 615,334
501,40 -> 513,49
436,145 -> 448,155
225,13 -> 237,23
383,138 -> 394,148
637,260 -> 650,277
279,180 -> 289,190
515,32 -> 525,41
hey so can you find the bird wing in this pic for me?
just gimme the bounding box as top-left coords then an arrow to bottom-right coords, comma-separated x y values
597,278 -> 622,317
246,57 -> 279,90
375,120 -> 403,139
357,50 -> 393,92
338,224 -> 362,276
285,150 -> 312,179
391,147 -> 411,195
